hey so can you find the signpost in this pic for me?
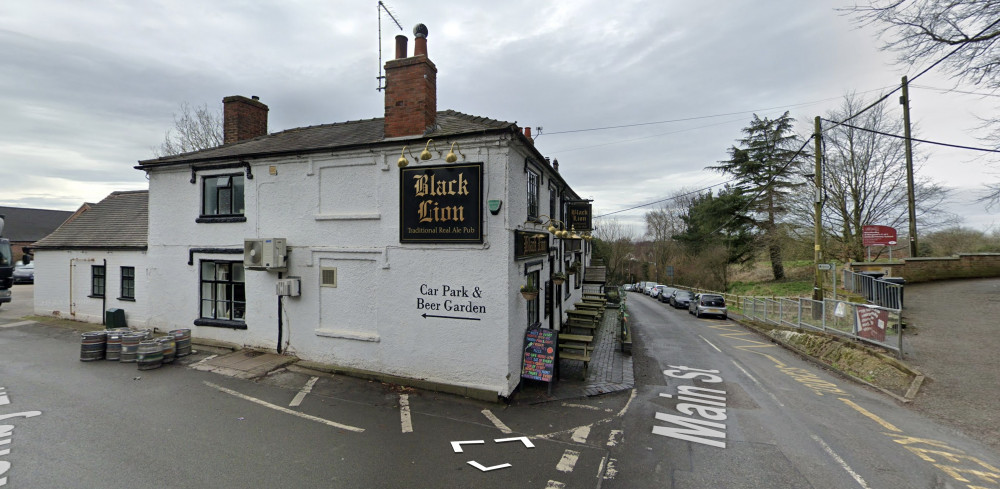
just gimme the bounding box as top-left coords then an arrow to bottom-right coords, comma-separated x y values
862,225 -> 898,261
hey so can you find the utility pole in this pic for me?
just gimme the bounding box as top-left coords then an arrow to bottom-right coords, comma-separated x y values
812,116 -> 824,302
900,76 -> 918,257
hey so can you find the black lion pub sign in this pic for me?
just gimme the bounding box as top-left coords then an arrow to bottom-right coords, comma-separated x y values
400,162 -> 483,243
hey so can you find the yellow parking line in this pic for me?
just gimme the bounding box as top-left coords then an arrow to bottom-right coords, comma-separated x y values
840,398 -> 901,432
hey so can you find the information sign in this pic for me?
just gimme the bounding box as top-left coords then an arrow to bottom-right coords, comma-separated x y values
856,306 -> 888,342
521,327 -> 556,382
862,225 -> 897,247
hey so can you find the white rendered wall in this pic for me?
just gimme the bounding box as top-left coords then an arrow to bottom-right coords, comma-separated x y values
33,249 -> 148,326
144,135 -> 589,397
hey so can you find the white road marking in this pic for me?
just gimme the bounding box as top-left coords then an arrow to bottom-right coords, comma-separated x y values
811,434 -> 872,489
289,376 -> 319,407
617,388 -> 638,417
495,436 -> 534,448
191,354 -> 217,367
481,409 -> 512,434
0,320 -> 35,328
731,359 -> 785,408
545,481 -> 566,488
607,429 -> 623,447
467,461 -> 510,472
571,425 -> 591,443
561,402 -> 611,412
450,440 -> 484,453
556,449 -> 580,473
203,381 -> 364,432
699,335 -> 722,352
603,457 -> 619,480
399,394 -> 413,433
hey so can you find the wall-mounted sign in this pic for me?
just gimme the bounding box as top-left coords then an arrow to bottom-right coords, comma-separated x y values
862,225 -> 897,247
400,163 -> 483,243
856,306 -> 888,342
567,202 -> 592,232
515,230 -> 549,259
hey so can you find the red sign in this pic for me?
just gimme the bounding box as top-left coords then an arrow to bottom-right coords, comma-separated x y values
856,306 -> 888,342
862,225 -> 897,247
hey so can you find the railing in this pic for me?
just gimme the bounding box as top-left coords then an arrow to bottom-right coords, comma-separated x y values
739,295 -> 903,357
672,286 -> 904,357
842,268 -> 904,309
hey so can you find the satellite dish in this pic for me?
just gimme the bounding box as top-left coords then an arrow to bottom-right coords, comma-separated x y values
414,23 -> 428,38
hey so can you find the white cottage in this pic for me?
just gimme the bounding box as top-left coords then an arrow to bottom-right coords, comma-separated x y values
31,191 -> 149,325
134,28 -> 594,399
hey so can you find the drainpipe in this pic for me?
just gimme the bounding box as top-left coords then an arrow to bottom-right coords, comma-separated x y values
102,259 -> 107,326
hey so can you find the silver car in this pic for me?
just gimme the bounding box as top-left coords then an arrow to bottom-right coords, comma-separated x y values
690,293 -> 727,319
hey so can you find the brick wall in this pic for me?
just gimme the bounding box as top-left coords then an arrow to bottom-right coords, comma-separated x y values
223,95 -> 269,144
383,55 -> 437,138
849,253 -> 1000,283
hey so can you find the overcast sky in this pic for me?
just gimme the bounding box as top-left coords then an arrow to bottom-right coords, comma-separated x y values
3,1 -> 998,235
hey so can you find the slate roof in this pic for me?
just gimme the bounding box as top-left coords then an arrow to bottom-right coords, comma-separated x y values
32,191 -> 148,250
137,110 -> 516,167
0,206 -> 73,242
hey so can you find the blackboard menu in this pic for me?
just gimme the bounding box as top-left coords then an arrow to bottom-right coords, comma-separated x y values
521,327 -> 556,382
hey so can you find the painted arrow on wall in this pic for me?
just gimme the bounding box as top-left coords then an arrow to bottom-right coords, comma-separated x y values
422,313 -> 480,321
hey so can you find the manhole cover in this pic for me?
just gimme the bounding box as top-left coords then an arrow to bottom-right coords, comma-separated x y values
244,351 -> 264,358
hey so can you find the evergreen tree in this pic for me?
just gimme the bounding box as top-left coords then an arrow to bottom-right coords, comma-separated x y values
709,112 -> 804,280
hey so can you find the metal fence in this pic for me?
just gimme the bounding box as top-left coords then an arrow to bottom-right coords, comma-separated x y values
842,269 -> 904,309
738,296 -> 903,357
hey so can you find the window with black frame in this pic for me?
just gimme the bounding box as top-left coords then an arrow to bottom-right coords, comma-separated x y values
91,265 -> 105,298
120,266 -> 135,300
526,270 -> 540,327
200,261 -> 246,322
527,170 -> 539,220
202,174 -> 245,217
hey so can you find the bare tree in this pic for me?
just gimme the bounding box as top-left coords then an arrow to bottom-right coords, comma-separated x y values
788,93 -> 954,261
154,102 -> 223,157
592,217 -> 636,285
845,1 -> 1000,205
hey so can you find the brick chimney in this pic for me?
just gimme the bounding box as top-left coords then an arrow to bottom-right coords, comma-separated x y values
384,24 -> 437,138
223,95 -> 269,144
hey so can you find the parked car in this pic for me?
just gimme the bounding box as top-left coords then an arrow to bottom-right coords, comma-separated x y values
650,285 -> 667,299
658,287 -> 676,303
13,262 -> 34,284
690,293 -> 728,319
669,290 -> 693,309
623,284 -> 632,292
644,283 -> 659,295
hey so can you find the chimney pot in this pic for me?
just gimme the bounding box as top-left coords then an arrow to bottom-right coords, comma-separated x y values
553,159 -> 559,172
395,35 -> 408,59
524,127 -> 532,139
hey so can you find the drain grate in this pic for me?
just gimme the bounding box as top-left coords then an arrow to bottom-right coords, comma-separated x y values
244,351 -> 264,358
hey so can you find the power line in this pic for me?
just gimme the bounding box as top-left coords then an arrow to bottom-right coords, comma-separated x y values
819,117 -> 1000,153
594,181 -> 732,218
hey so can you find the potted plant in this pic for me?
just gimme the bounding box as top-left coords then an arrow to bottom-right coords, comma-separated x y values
569,260 -> 582,274
520,277 -> 538,300
552,272 -> 567,285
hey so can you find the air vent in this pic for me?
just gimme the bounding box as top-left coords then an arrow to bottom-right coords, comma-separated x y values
320,267 -> 337,287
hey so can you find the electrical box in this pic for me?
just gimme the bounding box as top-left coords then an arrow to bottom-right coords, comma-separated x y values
276,278 -> 301,297
244,238 -> 287,271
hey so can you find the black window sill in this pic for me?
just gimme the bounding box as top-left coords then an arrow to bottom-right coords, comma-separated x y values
194,318 -> 247,330
117,297 -> 136,302
88,294 -> 105,299
196,216 -> 247,224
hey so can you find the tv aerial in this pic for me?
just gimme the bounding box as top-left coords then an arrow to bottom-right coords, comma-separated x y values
377,1 -> 403,91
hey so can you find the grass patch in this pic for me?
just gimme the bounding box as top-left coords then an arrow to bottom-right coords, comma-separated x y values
727,280 -> 813,297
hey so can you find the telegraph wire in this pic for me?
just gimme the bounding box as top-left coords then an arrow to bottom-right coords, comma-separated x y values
819,118 -> 1000,153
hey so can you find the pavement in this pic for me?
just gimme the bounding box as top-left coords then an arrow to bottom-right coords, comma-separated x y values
510,305 -> 635,404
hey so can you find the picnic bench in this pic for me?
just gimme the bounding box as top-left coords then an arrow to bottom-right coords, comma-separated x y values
558,333 -> 593,379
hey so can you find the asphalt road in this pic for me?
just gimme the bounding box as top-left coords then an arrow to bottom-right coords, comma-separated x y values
3,284 -> 999,488
606,292 -> 1000,488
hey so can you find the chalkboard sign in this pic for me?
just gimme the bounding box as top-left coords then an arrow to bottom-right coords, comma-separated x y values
521,327 -> 556,382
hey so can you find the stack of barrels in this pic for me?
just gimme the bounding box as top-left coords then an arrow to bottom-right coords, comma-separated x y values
80,327 -> 193,371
